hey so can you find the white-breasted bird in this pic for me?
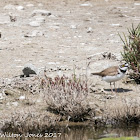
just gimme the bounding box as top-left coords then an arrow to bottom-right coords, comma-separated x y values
91,63 -> 128,92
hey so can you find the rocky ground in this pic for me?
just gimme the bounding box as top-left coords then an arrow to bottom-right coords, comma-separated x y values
0,0 -> 140,134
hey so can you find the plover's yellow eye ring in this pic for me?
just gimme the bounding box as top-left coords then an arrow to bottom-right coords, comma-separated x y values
121,64 -> 125,67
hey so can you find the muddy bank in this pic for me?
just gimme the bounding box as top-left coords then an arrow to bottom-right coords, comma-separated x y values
1,122 -> 140,140
0,73 -> 140,135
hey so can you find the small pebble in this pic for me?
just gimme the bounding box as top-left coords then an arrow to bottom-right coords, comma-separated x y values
19,95 -> 25,100
70,25 -> 77,29
29,21 -> 41,27
16,6 -> 24,10
26,4 -> 34,7
12,101 -> 18,106
87,27 -> 93,33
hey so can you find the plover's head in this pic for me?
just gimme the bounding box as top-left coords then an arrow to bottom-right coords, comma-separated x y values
119,63 -> 129,72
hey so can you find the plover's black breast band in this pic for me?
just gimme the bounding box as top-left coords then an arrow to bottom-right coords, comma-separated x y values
120,69 -> 127,73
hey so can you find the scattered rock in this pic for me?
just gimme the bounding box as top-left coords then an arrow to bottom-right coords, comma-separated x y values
110,23 -> 121,27
24,99 -> 35,105
9,15 -> 17,22
4,89 -> 16,96
19,95 -> 25,100
48,15 -> 56,18
87,27 -> 93,33
134,3 -> 140,6
90,87 -> 106,94
22,63 -> 39,77
29,21 -> 41,27
49,25 -> 60,30
29,15 -> 45,27
107,7 -> 122,15
35,16 -> 45,23
47,62 -> 60,65
70,25 -> 77,29
26,4 -> 34,7
104,95 -> 115,99
90,87 -> 98,93
0,78 -> 12,86
24,30 -> 44,37
16,6 -> 24,11
12,101 -> 18,106
4,4 -> 24,10
32,10 -> 51,16
80,3 -> 92,7
87,52 -> 117,61
57,66 -> 70,71
47,65 -> 70,72
6,102 -> 10,106
0,93 -> 4,100
36,99 -> 41,103
102,52 -> 116,60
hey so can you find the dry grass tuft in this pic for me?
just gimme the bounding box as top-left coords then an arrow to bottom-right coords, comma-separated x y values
103,97 -> 140,126
0,72 -> 92,133
41,72 -> 91,121
2,111 -> 61,134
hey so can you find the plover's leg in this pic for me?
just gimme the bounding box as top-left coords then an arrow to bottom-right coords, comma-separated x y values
110,82 -> 114,93
113,82 -> 117,92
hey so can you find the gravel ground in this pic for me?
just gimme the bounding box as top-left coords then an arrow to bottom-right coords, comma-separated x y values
0,0 -> 140,133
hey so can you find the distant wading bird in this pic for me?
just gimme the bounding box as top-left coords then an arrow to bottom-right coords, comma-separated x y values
91,63 -> 128,92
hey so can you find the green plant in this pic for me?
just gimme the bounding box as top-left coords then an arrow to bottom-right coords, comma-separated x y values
99,137 -> 140,140
119,24 -> 140,83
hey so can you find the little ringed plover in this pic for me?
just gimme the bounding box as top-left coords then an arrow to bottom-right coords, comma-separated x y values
91,63 -> 128,92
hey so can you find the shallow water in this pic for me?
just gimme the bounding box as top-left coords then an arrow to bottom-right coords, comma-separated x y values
1,123 -> 140,140
51,124 -> 140,140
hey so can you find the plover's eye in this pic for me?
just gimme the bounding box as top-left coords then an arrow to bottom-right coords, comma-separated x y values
121,64 -> 125,67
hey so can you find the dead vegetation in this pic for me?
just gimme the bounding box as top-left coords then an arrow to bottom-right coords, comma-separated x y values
41,72 -> 91,121
0,71 -> 140,133
0,72 -> 93,133
2,110 -> 61,134
102,97 -> 140,126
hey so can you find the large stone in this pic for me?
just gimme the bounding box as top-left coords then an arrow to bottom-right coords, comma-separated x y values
22,63 -> 39,77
